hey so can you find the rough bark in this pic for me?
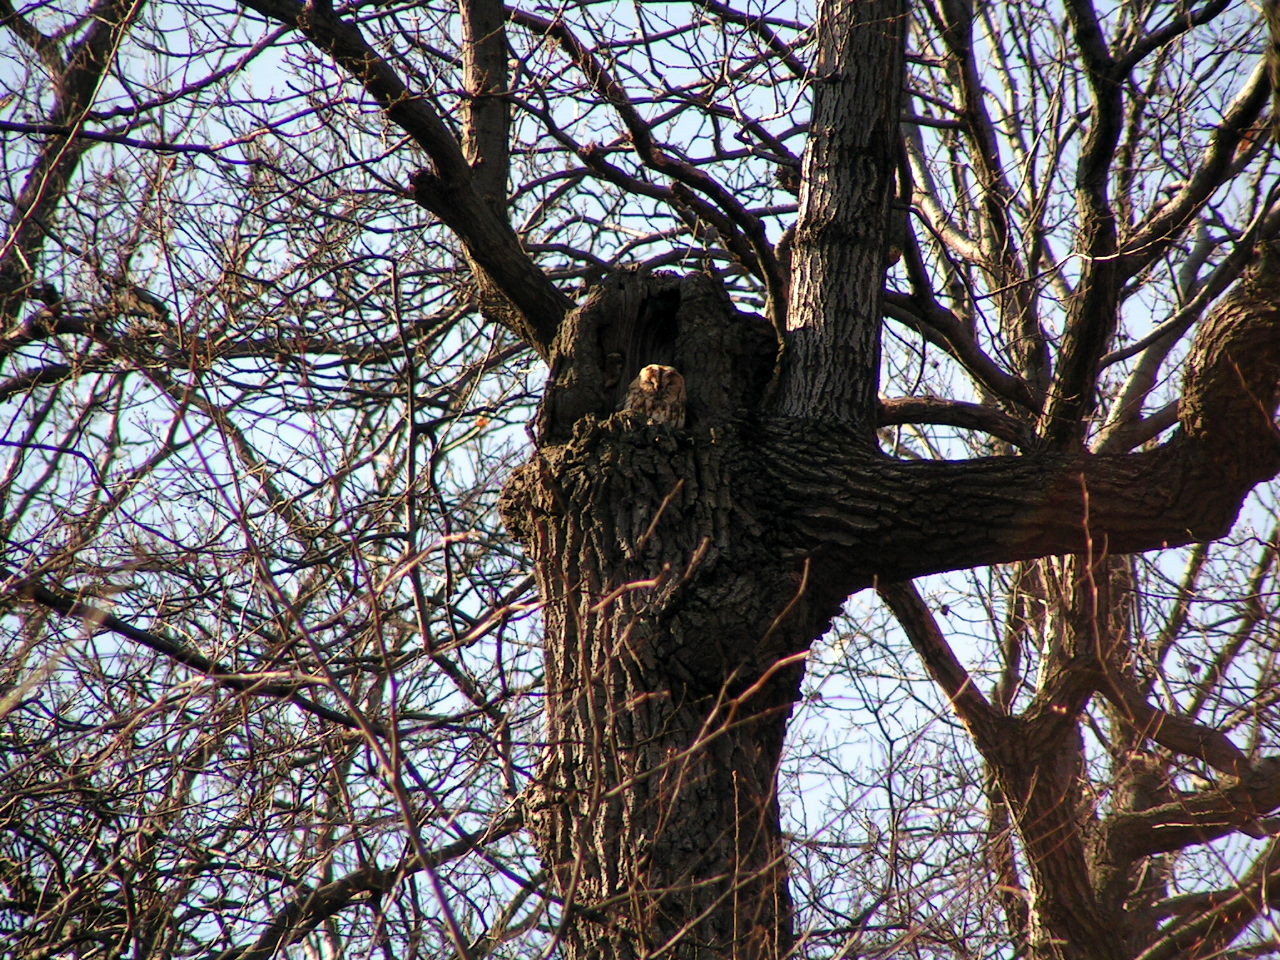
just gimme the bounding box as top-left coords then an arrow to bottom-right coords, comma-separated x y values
277,1 -> 1280,953
2,0 -> 1276,955
502,274 -> 809,959
503,422 -> 816,959
503,247 -> 1280,957
775,0 -> 907,429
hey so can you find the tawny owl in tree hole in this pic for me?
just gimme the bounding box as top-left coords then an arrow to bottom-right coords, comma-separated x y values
623,364 -> 687,428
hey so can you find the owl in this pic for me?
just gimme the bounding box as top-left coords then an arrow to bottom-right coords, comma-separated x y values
623,364 -> 687,428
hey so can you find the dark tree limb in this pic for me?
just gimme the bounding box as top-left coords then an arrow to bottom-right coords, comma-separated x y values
775,256 -> 1280,596
1269,0 -> 1280,144
0,0 -> 140,322
1119,64 -> 1270,282
235,0 -> 568,356
1101,758 -> 1280,860
1116,0 -> 1233,72
773,0 -> 907,429
878,396 -> 1035,447
771,431 -> 1272,597
453,0 -> 546,352
883,291 -> 1041,412
697,0 -> 808,80
2,566 -> 372,732
1096,675 -> 1251,779
1038,0 -> 1124,445
459,0 -> 510,206
0,0 -> 63,77
1140,842 -> 1280,960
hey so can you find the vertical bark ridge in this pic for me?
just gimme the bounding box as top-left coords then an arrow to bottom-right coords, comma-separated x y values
502,421 -> 829,959
774,0 -> 907,430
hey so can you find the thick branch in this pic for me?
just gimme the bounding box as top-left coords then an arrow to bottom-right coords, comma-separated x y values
770,258 -> 1280,593
236,0 -> 568,355
1039,0 -> 1124,445
460,0 -> 509,206
0,0 -> 140,321
773,0 -> 907,429
771,430 -> 1274,595
878,396 -> 1034,447
1102,758 -> 1280,860
1096,675 -> 1251,779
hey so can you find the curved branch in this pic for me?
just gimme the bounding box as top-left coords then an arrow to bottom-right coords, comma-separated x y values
1116,0 -> 1233,73
0,362 -> 74,401
883,291 -> 1041,411
933,0 -> 1047,391
770,257 -> 1280,594
878,396 -> 1034,447
1096,674 -> 1251,779
697,0 -> 808,80
2,566 -> 368,731
236,0 -> 568,356
212,811 -> 524,960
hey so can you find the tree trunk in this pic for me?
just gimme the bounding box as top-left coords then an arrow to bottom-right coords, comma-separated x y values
501,273 -> 839,958
504,423 -> 823,958
500,236 -> 1280,956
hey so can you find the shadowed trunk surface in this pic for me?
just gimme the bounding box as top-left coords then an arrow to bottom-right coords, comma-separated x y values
501,256 -> 1280,958
502,274 -> 833,958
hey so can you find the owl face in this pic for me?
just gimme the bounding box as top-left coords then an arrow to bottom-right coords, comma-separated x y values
638,365 -> 672,393
624,364 -> 687,428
